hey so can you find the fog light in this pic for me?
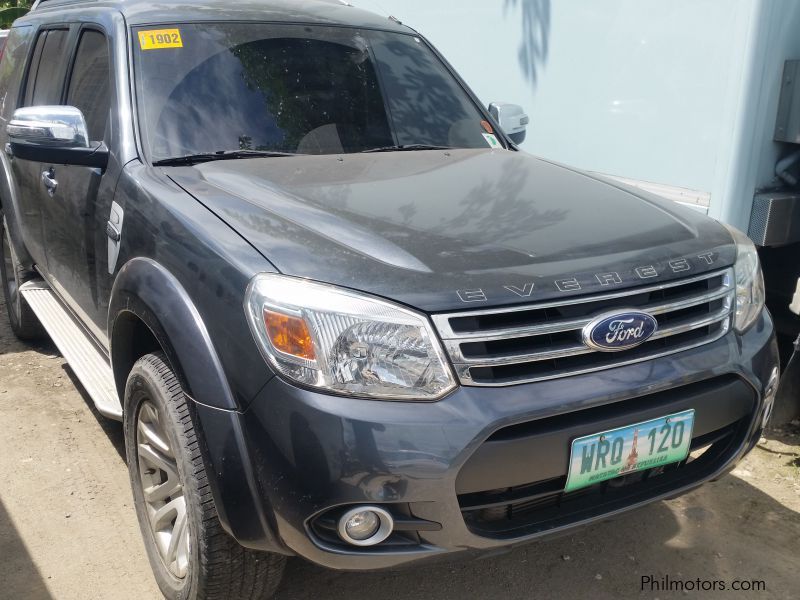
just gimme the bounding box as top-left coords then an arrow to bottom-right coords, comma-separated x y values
345,511 -> 379,540
337,506 -> 394,547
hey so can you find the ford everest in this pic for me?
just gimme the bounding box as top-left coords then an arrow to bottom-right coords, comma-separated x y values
0,1 -> 780,598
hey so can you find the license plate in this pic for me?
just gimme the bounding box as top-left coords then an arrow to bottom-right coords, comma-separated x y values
565,409 -> 695,493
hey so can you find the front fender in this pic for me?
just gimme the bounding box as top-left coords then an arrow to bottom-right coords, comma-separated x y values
109,257 -> 289,552
109,257 -> 238,411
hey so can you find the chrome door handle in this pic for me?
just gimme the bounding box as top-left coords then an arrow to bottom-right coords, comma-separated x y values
41,168 -> 58,197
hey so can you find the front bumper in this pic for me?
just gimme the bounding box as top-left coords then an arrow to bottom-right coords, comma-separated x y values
192,309 -> 778,570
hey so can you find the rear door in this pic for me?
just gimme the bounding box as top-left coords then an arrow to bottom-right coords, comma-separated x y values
10,27 -> 71,266
39,27 -> 114,338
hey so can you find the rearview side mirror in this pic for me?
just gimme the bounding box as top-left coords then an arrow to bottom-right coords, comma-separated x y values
488,102 -> 529,145
6,106 -> 108,169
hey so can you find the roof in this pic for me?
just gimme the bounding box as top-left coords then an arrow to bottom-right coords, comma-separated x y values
26,0 -> 411,31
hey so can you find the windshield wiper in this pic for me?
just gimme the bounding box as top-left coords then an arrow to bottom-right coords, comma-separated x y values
360,144 -> 454,153
153,149 -> 300,166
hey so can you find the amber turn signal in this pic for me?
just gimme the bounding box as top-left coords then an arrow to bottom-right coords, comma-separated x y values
263,309 -> 316,361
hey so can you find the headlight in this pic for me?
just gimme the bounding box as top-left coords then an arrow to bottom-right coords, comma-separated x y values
245,274 -> 456,400
724,224 -> 765,332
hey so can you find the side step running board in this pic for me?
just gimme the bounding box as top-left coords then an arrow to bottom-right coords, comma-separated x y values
19,281 -> 122,420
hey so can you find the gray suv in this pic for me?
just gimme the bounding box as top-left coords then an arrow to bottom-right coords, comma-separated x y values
0,1 -> 779,599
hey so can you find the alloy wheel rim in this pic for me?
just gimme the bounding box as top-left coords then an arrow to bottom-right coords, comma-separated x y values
1,222 -> 21,321
136,401 -> 191,579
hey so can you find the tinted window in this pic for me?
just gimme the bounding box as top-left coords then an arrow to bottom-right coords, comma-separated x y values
133,24 -> 494,160
28,29 -> 69,106
67,30 -> 111,141
0,26 -> 35,122
22,31 -> 46,107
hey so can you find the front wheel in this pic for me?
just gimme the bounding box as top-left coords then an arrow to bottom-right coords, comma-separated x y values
124,353 -> 286,599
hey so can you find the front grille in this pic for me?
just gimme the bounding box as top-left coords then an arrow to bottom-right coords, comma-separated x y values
433,269 -> 734,386
459,418 -> 746,538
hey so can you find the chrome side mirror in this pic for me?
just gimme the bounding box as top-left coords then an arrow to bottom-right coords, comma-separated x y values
6,106 -> 108,169
489,102 -> 529,145
7,105 -> 90,148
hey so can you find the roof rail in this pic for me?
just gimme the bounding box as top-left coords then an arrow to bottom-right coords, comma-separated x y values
29,0 -> 96,11
28,0 -> 372,13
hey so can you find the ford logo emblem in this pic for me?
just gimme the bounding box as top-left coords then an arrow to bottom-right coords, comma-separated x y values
582,310 -> 658,352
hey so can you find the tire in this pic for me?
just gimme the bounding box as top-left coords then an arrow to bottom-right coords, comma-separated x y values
124,353 -> 286,600
0,213 -> 44,340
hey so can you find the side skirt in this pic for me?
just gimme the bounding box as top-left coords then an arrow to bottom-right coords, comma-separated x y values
19,280 -> 122,420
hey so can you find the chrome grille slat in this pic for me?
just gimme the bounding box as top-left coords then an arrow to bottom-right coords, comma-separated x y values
649,306 -> 731,340
443,316 -> 595,341
434,269 -> 734,386
646,286 -> 732,316
448,341 -> 592,366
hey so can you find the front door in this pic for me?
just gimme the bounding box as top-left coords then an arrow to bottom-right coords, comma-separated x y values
39,28 -> 114,341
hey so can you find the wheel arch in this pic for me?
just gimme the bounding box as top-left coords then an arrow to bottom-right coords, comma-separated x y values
110,308 -> 173,400
109,257 -> 238,411
110,257 -> 288,554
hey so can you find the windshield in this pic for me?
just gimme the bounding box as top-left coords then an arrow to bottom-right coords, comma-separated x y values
132,23 -> 499,161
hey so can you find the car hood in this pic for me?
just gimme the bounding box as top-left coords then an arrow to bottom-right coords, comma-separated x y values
168,150 -> 735,312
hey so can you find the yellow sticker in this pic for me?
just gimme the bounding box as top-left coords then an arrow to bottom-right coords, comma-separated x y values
138,29 -> 183,50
